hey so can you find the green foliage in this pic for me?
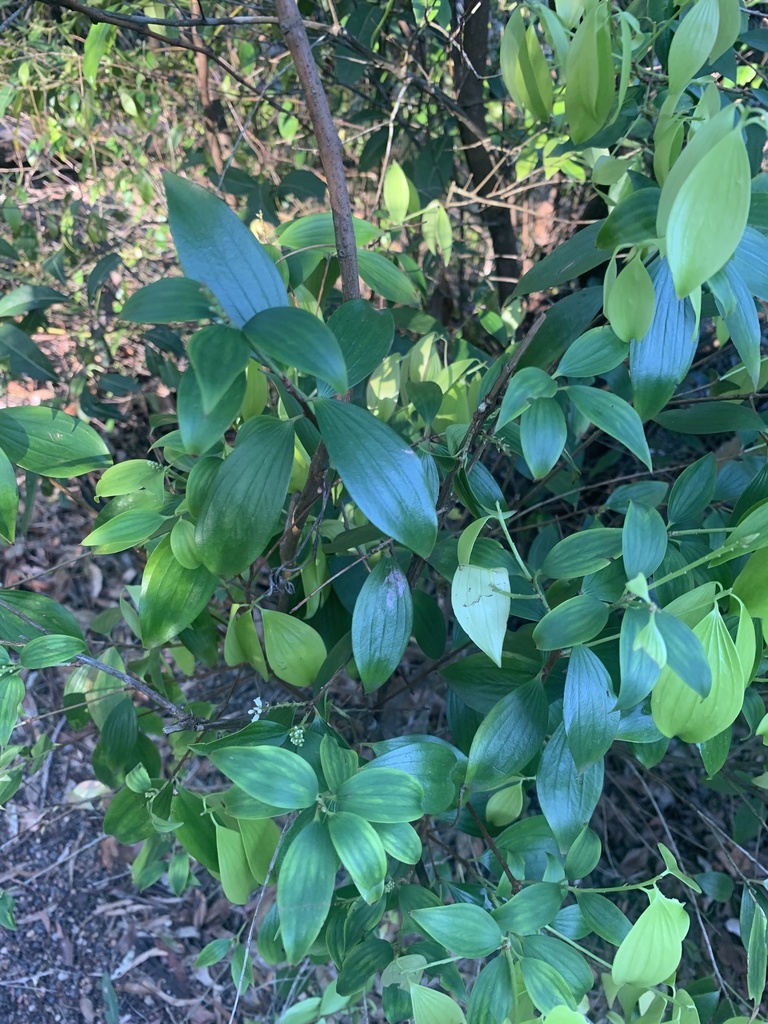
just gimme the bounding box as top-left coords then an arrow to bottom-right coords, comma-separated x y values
2,0 -> 768,1019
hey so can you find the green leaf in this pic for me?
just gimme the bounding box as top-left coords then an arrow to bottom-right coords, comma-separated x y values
520,398 -> 567,479
263,610 -> 327,688
466,955 -> 514,1024
518,288 -> 605,371
665,126 -> 751,298
329,812 -> 388,903
533,594 -> 610,650
514,222 -> 612,297
82,509 -> 166,554
215,824 -> 256,905
103,786 -> 153,844
442,650 -> 543,714
83,21 -> 115,86
337,937 -> 395,997
164,172 -> 288,326
0,324 -> 57,381
410,904 -> 503,958
195,417 -> 295,577
314,399 -> 437,558
540,529 -> 623,580
209,744 -> 319,809
566,385 -> 652,469
278,819 -> 338,963
384,162 -> 410,223
0,447 -> 18,543
176,365 -> 246,455
337,767 -> 425,822
748,905 -> 768,1003
0,670 -> 24,745
537,722 -> 604,851
618,607 -> 663,710
120,278 -> 213,323
496,367 -> 557,431
0,590 -> 84,643
734,547 -> 768,618
667,453 -> 716,526
466,679 -> 548,790
655,609 -> 712,697
556,326 -> 627,379
277,213 -> 381,250
564,826 -> 602,880
0,407 -> 111,478
520,958 -> 577,1014
733,226 -> 768,301
352,557 -> 413,692
328,300 -> 394,388
0,285 -> 68,318
597,188 -> 661,250
244,306 -> 348,393
410,985 -> 466,1024
668,0 -> 720,95
195,937 -> 233,969
187,326 -> 251,413
171,787 -> 219,872
20,634 -> 86,669
451,565 -> 510,667
521,934 -> 593,1001
612,891 -> 689,987
564,0 -> 615,143
563,646 -> 619,771
492,881 -> 564,934
372,821 -> 423,864
622,501 -> 668,579
576,891 -> 631,945
718,262 -> 761,387
368,741 -> 459,815
604,254 -> 656,343
357,250 -> 420,305
139,536 -> 218,647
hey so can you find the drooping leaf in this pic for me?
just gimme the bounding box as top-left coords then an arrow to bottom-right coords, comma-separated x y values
352,557 -> 413,692
667,453 -> 716,526
177,365 -> 246,455
164,172 -> 288,325
604,253 -> 657,343
357,249 -> 420,305
278,819 -> 338,963
0,407 -> 111,478
514,223 -> 612,297
564,0 -> 615,143
541,529 -> 623,580
262,610 -> 327,688
496,367 -> 558,432
718,262 -> 761,387
520,958 -> 577,1014
667,0 -> 720,95
556,326 -> 627,379
195,417 -> 295,577
139,536 -> 218,647
0,324 -> 57,381
0,447 -> 18,543
622,501 -> 668,579
209,744 -> 319,809
612,890 -> 690,987
243,306 -> 348,393
314,399 -> 437,558
187,325 -> 251,413
383,162 -> 411,223
597,188 -> 661,250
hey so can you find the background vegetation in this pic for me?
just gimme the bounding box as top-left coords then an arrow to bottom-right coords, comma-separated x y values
1,0 -> 768,1021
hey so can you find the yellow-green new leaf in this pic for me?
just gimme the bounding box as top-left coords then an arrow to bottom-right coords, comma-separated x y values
411,985 -> 466,1024
215,824 -> 257,905
612,891 -> 690,987
384,162 -> 410,224
668,0 -> 721,95
604,254 -> 656,343
451,564 -> 510,667
565,0 -> 615,143
262,610 -> 327,688
665,127 -> 750,298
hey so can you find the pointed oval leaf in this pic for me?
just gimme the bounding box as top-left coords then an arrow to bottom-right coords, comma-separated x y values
384,162 -> 411,223
566,385 -> 652,469
537,722 -> 604,851
262,609 -> 327,688
410,904 -> 503,958
278,819 -> 338,963
720,262 -> 761,387
520,398 -> 567,479
0,446 -> 18,543
209,744 -> 319,809
314,399 -> 437,558
0,407 -> 111,478
243,306 -> 347,393
451,565 -> 510,667
597,188 -> 661,250
492,881 -> 565,934
563,646 -> 620,771
466,679 -> 548,790
352,557 -> 413,692
520,958 -> 577,1014
0,285 -> 68,318
120,277 -> 214,324
20,634 -> 87,669
668,0 -> 720,95
328,300 -> 394,388
215,825 -> 256,905
667,453 -> 717,526
337,768 -> 425,822
514,222 -> 612,297
0,324 -> 57,382
139,536 -> 218,647
177,365 -> 246,455
329,811 -> 388,904
496,367 -> 557,432
188,325 -> 251,413
82,509 -> 166,554
533,594 -> 610,650
612,891 -> 690,987
622,501 -> 668,579
357,250 -> 420,305
411,985 -> 467,1024
541,529 -> 623,580
164,172 -> 288,326
604,254 -> 657,343
556,326 -> 627,379
195,417 -> 295,576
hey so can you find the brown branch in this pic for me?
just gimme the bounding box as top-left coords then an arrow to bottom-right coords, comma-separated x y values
273,0 -> 360,301
406,312 -> 545,586
190,0 -> 225,178
35,0 -> 326,30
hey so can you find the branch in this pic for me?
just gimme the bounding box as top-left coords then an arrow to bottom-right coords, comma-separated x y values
35,0 -> 327,30
406,312 -> 545,587
273,0 -> 360,302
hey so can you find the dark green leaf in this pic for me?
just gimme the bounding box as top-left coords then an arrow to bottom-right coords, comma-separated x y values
337,767 -> 425,822
0,447 -> 18,543
521,398 -> 567,479
0,324 -> 57,381
441,650 -> 543,714
521,934 -> 593,1000
103,786 -> 153,844
466,679 -> 548,790
177,365 -> 246,455
496,367 -> 557,431
0,407 -> 111,477
492,882 -> 564,934
164,172 -> 288,326
520,957 -> 576,1013
533,594 -> 609,650
518,288 -> 604,371
278,819 -> 337,962
563,646 -> 619,771
352,557 -> 413,692
733,226 -> 768,301
139,536 -> 218,647
187,325 -> 251,413
556,326 -> 627,379
654,402 -> 766,434
719,262 -> 761,386
597,188 -> 661,250
314,399 -> 437,558
412,590 -> 446,659
667,454 -> 716,526
655,610 -> 712,697
328,300 -> 394,387
540,529 -> 623,580
120,278 -> 213,323
466,955 -> 514,1024
577,891 -> 631,944
514,223 -> 612,297
622,501 -> 668,579
195,416 -> 294,576
0,590 -> 84,643
368,741 -> 459,815
171,787 -> 219,872
410,904 -> 503,958
0,285 -> 68,318
537,722 -> 604,851
337,937 -> 394,997
244,306 -> 348,393
566,385 -> 652,469
617,607 -> 662,710
209,745 -> 319,809
357,250 -> 420,305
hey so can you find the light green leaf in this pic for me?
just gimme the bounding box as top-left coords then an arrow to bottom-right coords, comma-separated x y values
139,536 -> 218,647
352,557 -> 413,692
83,22 -> 115,86
277,213 -> 381,250
164,172 -> 288,326
451,565 -> 510,667
564,0 -> 615,143
314,399 -> 437,558
566,385 -> 652,469
195,417 -> 295,577
556,326 -> 627,379
337,767 -> 425,822
358,249 -> 420,305
0,446 -> 18,543
520,958 -> 577,1014
0,669 -> 24,745
466,678 -> 548,790
20,634 -> 87,669
604,254 -> 657,343
243,306 -> 348,393
262,610 -> 327,688
329,812 -> 388,904
384,162 -> 410,223
612,891 -> 690,987
82,510 -> 166,554
493,881 -> 564,934
411,985 -> 466,1024
209,744 -> 319,809
120,278 -> 213,323
410,904 -> 503,958
668,0 -> 720,95
215,825 -> 256,905
278,819 -> 337,963
0,407 -> 111,478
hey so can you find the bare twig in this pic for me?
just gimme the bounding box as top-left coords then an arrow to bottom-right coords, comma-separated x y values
273,0 -> 360,301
